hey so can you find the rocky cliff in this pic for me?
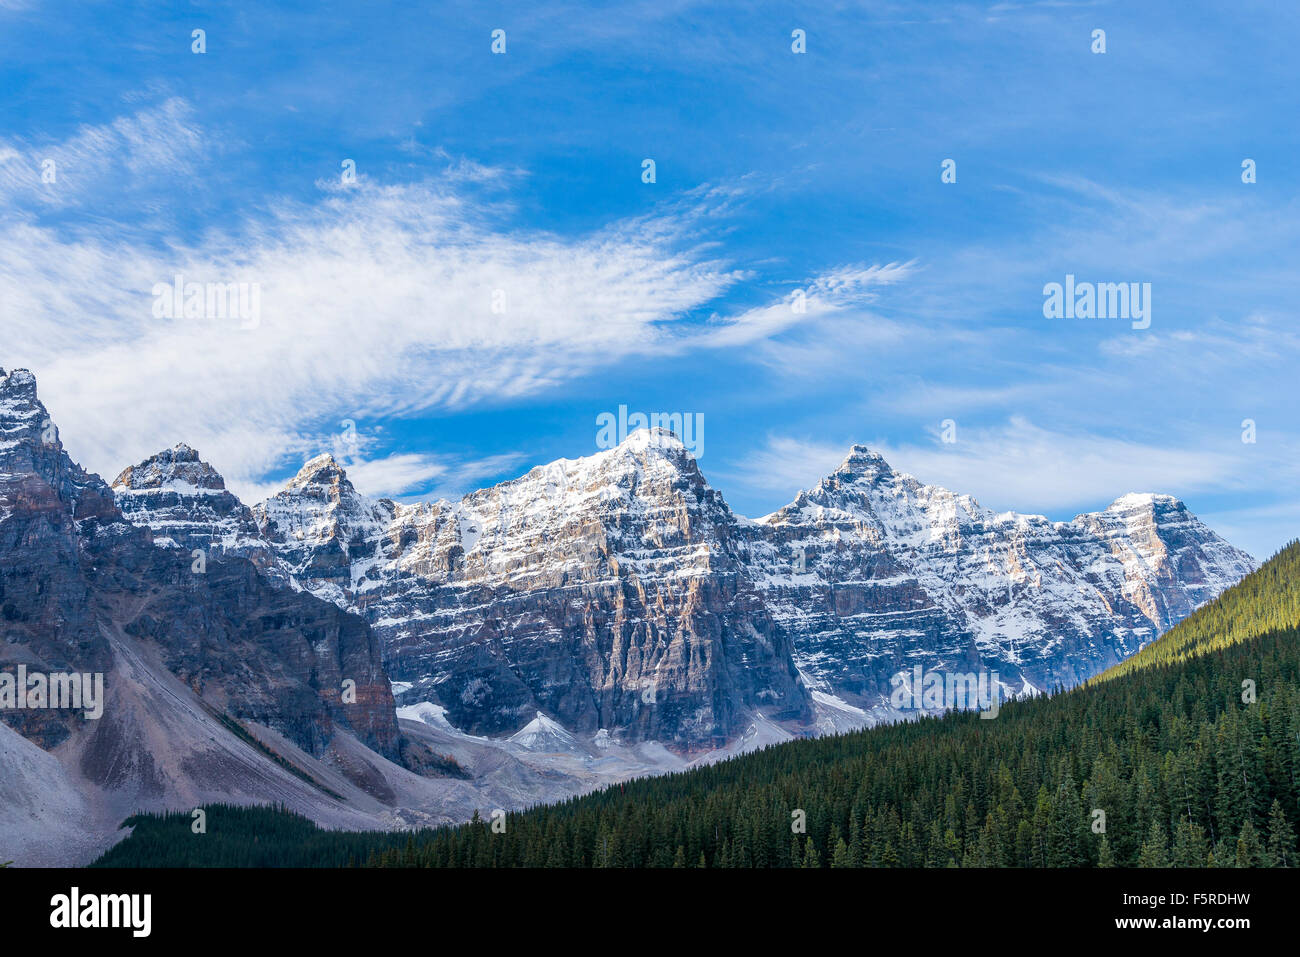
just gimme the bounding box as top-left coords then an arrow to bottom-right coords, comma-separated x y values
0,368 -> 399,763
110,427 -> 1255,751
742,446 -> 1257,725
253,430 -> 810,750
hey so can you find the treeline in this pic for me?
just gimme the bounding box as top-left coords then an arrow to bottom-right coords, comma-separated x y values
95,542 -> 1300,868
366,635 -> 1300,868
90,804 -> 416,868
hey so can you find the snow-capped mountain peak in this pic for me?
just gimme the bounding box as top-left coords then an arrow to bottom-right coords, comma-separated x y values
112,442 -> 227,493
110,445 -> 283,575
106,425 -> 1259,752
0,368 -> 48,451
616,425 -> 687,454
836,443 -> 895,478
286,452 -> 350,491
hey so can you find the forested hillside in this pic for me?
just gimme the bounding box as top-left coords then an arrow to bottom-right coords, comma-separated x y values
93,543 -> 1300,868
1093,540 -> 1299,681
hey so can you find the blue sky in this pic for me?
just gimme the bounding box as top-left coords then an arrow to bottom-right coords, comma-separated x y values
2,0 -> 1297,557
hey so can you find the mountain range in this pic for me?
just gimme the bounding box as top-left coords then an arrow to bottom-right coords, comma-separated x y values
0,366 -> 1257,863
109,417 -> 1255,746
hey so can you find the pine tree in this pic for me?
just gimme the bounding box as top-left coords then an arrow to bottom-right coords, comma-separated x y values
1136,819 -> 1168,868
803,837 -> 820,868
1048,763 -> 1084,866
1235,818 -> 1266,868
1097,834 -> 1114,868
1171,818 -> 1208,867
830,837 -> 850,868
1267,799 -> 1295,867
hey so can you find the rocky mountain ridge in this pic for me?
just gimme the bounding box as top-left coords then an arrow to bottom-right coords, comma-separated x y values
743,445 -> 1255,727
0,364 -> 1260,862
0,369 -> 400,762
111,425 -> 1257,749
3,368 -> 694,865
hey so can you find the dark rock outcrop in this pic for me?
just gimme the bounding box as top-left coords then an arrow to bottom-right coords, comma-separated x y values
0,368 -> 399,762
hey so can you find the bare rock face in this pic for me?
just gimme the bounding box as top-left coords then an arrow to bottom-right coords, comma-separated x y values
253,453 -> 397,604
0,369 -> 115,751
741,446 -> 1257,722
109,426 -> 1257,753
111,443 -> 286,585
252,431 -> 811,751
0,368 -> 399,762
1073,492 -> 1255,629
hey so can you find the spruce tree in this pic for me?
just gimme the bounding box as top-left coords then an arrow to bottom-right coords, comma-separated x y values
1097,834 -> 1114,868
803,836 -> 820,868
1236,818 -> 1266,868
1266,799 -> 1295,867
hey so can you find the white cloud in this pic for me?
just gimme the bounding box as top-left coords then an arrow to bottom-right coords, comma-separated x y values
331,453 -> 450,500
700,261 -> 915,349
0,98 -> 202,206
1098,313 -> 1300,364
2,102 -> 922,504
0,103 -> 788,497
872,380 -> 1049,417
332,450 -> 527,503
871,417 -> 1248,515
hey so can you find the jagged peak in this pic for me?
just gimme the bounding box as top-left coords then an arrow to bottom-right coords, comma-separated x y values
285,452 -> 349,491
583,426 -> 707,487
598,427 -> 702,478
816,445 -> 905,493
0,368 -> 56,449
0,367 -> 38,394
506,426 -> 701,492
0,368 -> 43,414
1104,491 -> 1183,512
619,426 -> 687,453
112,444 -> 227,491
587,426 -> 696,469
837,444 -> 893,475
756,444 -> 901,523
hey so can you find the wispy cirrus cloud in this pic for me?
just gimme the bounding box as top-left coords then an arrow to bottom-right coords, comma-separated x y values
0,98 -> 203,208
318,450 -> 528,503
872,417 -> 1257,515
700,261 -> 915,348
1098,312 -> 1300,363
3,100 -> 913,506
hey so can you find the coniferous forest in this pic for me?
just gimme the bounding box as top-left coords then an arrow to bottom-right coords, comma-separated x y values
94,542 -> 1300,868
